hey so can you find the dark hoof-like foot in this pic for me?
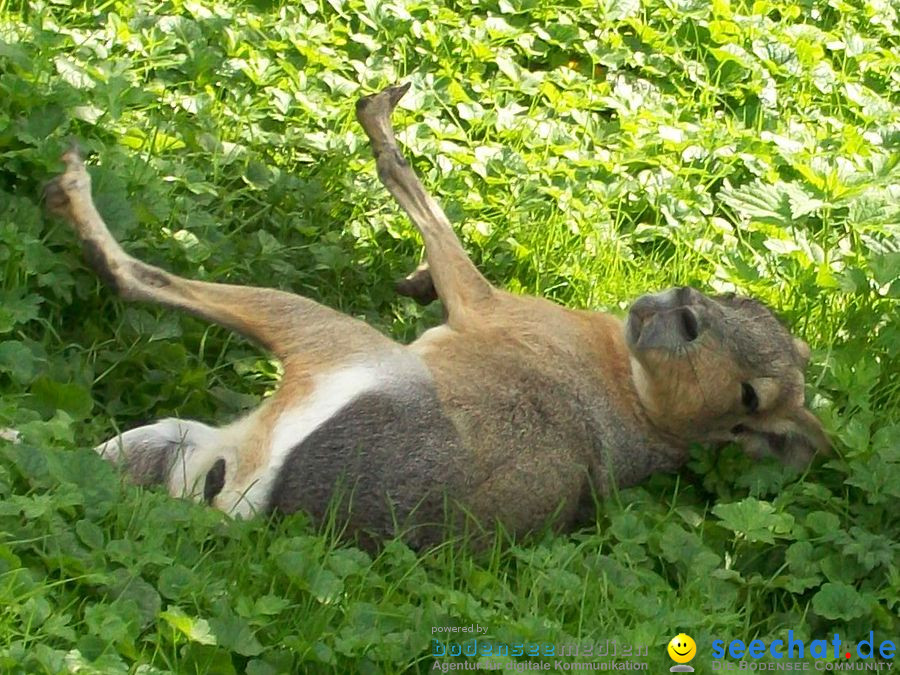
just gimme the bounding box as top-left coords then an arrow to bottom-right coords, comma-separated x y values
395,265 -> 438,306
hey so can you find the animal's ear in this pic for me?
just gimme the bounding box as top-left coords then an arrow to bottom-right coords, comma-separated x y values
793,338 -> 811,365
737,408 -> 831,469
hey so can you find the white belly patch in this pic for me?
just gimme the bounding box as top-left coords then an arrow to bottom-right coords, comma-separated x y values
227,364 -> 381,517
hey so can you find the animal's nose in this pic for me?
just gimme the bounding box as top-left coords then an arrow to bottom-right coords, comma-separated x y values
678,307 -> 699,341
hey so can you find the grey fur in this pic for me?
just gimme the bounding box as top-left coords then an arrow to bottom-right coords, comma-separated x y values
268,381 -> 468,548
102,433 -> 175,487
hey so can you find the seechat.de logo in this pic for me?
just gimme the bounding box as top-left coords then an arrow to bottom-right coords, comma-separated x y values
711,631 -> 896,662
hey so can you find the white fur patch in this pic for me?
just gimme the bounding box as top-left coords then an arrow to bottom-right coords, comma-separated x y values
164,422 -> 227,499
410,324 -> 454,354
228,364 -> 380,517
0,428 -> 21,443
95,418 -> 225,499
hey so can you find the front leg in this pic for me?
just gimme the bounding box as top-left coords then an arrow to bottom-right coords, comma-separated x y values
357,84 -> 495,328
395,262 -> 438,306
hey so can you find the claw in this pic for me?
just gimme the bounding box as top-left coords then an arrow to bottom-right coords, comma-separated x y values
355,82 -> 411,119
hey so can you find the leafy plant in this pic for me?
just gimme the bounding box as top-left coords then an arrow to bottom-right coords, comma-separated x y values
0,0 -> 897,672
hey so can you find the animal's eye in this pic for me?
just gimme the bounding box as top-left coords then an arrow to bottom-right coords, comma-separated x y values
741,382 -> 759,413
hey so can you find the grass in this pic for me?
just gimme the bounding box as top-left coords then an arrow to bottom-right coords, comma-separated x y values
0,0 -> 898,672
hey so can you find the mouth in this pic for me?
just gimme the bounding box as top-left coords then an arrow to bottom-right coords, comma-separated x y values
673,649 -> 692,656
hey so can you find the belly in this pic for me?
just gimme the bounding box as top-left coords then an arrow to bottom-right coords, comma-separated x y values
238,358 -> 468,545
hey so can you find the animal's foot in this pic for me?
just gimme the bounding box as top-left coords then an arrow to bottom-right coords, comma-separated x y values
43,144 -> 93,222
395,263 -> 438,305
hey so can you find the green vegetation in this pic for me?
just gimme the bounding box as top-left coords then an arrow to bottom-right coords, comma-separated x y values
0,0 -> 897,672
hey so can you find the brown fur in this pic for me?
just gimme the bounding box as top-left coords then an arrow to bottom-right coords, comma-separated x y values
41,84 -> 830,542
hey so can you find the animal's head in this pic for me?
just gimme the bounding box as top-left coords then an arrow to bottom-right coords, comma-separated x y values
625,287 -> 830,467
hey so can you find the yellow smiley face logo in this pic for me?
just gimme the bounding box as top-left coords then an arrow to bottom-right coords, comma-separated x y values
667,633 -> 697,663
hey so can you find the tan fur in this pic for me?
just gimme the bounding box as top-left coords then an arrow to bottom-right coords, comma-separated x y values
41,84 -> 830,542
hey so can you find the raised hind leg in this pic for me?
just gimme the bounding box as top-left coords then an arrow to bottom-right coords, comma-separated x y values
44,148 -> 398,375
44,148 -> 400,508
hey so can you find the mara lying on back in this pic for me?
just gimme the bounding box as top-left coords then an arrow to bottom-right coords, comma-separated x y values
41,84 -> 830,547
